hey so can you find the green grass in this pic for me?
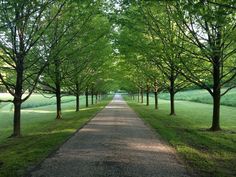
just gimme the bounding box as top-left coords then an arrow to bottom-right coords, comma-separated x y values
125,96 -> 236,177
0,94 -> 112,177
159,88 -> 236,107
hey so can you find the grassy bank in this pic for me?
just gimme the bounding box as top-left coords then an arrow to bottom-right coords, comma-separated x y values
125,96 -> 236,177
0,95 -> 112,177
159,88 -> 236,107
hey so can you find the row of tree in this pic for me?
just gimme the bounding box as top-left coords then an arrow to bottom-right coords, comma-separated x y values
0,0 -> 113,137
114,0 -> 236,131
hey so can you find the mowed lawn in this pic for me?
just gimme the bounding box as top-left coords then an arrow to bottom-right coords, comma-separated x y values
0,94 -> 112,177
125,93 -> 236,177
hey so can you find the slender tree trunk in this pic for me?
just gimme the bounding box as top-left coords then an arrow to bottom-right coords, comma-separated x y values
55,84 -> 62,119
146,84 -> 149,106
210,57 -> 221,131
96,92 -> 98,104
169,71 -> 176,115
170,89 -> 175,115
11,57 -> 24,137
154,91 -> 158,109
11,14 -> 25,137
86,87 -> 89,107
12,98 -> 22,137
75,83 -> 80,112
141,88 -> 144,103
76,93 -> 80,112
211,93 -> 221,131
12,100 -> 22,137
55,57 -> 62,119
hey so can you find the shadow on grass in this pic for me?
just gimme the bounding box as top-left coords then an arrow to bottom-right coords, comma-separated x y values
0,131 -> 74,177
126,100 -> 236,177
0,98 -> 112,177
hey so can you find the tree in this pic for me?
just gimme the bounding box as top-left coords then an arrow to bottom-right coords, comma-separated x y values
169,0 -> 236,130
64,12 -> 112,111
0,0 -> 65,137
138,1 -> 190,115
38,1 -> 102,119
116,3 -> 171,110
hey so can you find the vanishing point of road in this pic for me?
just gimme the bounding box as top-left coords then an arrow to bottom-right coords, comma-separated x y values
30,94 -> 190,177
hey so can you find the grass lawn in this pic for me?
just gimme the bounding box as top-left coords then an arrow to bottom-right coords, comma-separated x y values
159,88 -> 236,107
125,96 -> 236,177
0,94 -> 112,177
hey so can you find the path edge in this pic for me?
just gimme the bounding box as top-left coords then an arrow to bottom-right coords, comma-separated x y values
24,98 -> 113,177
124,99 -> 195,177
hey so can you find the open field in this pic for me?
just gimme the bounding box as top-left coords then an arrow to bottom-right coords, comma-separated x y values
0,94 -> 112,177
0,94 -> 92,141
0,93 -> 81,111
159,88 -> 236,107
125,96 -> 236,177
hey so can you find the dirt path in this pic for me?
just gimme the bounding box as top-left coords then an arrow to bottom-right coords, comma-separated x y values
30,94 -> 189,177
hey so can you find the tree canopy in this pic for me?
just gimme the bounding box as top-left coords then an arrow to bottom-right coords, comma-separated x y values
0,0 -> 236,137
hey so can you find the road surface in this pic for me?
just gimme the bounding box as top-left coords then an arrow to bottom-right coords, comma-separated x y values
30,94 -> 189,177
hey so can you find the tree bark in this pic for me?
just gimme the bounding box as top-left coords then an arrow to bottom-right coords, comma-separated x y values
75,83 -> 80,112
54,56 -> 62,119
76,93 -> 80,112
170,91 -> 175,115
55,84 -> 62,119
11,56 -> 24,137
211,93 -> 221,131
86,87 -> 89,107
169,70 -> 176,115
154,91 -> 158,109
146,84 -> 149,106
95,92 -> 98,104
12,100 -> 21,137
210,57 -> 221,131
141,88 -> 144,103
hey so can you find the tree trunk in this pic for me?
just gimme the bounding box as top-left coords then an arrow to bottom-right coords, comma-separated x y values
211,93 -> 221,131
95,93 -> 98,104
11,57 -> 24,137
55,85 -> 62,119
169,72 -> 176,115
76,93 -> 80,112
141,88 -> 144,103
12,100 -> 21,137
154,91 -> 158,109
86,87 -> 89,107
210,57 -> 221,131
170,89 -> 175,115
55,57 -> 62,119
146,84 -> 149,106
75,83 -> 80,112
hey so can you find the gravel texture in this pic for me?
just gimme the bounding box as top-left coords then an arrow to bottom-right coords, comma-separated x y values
30,94 -> 190,177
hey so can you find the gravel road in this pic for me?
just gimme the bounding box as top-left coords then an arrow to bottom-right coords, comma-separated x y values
30,94 -> 190,177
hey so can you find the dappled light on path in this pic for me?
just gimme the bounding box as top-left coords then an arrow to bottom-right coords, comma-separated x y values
30,94 -> 189,177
